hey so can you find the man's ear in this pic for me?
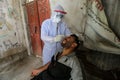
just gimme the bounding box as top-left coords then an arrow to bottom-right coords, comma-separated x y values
71,43 -> 77,48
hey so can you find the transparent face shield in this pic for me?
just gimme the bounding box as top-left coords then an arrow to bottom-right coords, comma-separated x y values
52,12 -> 64,23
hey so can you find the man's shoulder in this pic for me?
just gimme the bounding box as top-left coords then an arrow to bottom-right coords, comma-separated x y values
67,52 -> 76,58
67,53 -> 79,62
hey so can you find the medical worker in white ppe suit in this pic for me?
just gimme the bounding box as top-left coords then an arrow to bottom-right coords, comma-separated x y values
41,4 -> 71,65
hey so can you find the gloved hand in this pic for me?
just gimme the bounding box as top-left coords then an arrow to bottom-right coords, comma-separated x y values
54,35 -> 65,42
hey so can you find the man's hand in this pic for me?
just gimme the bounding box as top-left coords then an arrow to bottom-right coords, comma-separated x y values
31,69 -> 40,76
31,62 -> 50,77
95,0 -> 104,11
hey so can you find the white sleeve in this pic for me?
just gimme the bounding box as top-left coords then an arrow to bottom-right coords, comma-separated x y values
41,20 -> 55,43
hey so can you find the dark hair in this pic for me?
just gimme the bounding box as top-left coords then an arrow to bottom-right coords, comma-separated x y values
70,34 -> 80,49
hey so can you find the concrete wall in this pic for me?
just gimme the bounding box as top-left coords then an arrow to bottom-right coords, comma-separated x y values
0,0 -> 29,58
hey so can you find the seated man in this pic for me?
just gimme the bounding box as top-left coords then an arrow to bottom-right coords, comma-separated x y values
31,34 -> 83,80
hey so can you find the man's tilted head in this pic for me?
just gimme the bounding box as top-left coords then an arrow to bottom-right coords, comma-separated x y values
61,34 -> 80,50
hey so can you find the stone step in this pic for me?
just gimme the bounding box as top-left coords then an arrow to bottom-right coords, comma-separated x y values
0,55 -> 42,80
0,47 -> 28,72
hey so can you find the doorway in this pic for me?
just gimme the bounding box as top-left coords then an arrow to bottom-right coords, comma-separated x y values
26,0 -> 51,56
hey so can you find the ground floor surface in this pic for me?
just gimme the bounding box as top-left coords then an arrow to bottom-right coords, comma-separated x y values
0,55 -> 42,80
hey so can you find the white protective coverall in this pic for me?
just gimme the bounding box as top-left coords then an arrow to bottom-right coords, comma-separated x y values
41,4 -> 71,65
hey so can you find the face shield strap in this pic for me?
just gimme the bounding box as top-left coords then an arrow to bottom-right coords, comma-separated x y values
54,10 -> 67,14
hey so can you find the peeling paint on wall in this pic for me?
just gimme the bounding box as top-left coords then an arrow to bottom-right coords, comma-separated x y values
0,0 -> 25,56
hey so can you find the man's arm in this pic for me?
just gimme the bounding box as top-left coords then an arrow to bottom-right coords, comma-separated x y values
31,62 -> 51,76
71,57 -> 83,80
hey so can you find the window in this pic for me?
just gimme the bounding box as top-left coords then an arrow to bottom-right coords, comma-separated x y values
28,0 -> 34,2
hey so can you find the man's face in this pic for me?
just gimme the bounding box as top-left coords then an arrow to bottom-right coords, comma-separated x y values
61,36 -> 75,49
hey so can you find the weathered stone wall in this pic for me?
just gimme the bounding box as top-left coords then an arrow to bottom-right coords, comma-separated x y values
0,47 -> 27,72
0,0 -> 27,58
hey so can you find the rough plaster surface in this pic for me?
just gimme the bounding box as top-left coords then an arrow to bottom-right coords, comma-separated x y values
0,48 -> 27,71
0,0 -> 27,57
